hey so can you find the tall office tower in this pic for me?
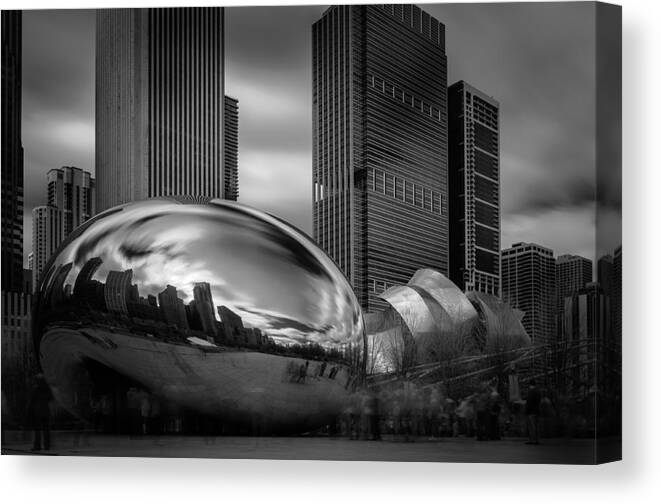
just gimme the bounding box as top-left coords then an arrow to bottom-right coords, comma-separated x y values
31,206 -> 64,290
96,8 -> 225,212
104,269 -> 134,315
1,11 -> 24,293
448,81 -> 500,296
556,253 -> 592,315
501,242 -> 556,345
193,282 -> 218,339
157,284 -> 189,330
224,95 -> 239,201
312,5 -> 448,312
612,246 -> 622,343
47,166 -> 96,236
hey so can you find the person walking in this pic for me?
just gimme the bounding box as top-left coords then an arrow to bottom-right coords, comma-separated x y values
525,379 -> 541,444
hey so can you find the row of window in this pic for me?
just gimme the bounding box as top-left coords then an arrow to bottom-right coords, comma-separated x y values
369,278 -> 396,294
368,74 -> 443,123
368,167 -> 445,215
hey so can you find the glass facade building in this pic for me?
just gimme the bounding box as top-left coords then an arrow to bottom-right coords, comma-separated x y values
448,81 -> 500,296
312,4 -> 448,313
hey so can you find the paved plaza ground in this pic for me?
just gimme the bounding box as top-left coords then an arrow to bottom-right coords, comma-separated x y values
1,432 -> 620,464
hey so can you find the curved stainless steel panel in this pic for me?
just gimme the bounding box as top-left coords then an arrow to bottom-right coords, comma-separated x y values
408,268 -> 478,327
466,291 -> 531,351
33,198 -> 365,433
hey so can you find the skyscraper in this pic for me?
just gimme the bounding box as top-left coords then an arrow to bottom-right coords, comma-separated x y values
561,282 -> 610,395
312,4 -> 448,312
448,81 -> 500,296
193,282 -> 218,339
501,242 -> 556,345
31,167 -> 95,289
224,95 -> 239,201
556,253 -> 592,313
31,206 -> 64,290
95,8 -> 225,211
1,11 -> 24,293
157,284 -> 189,330
47,166 -> 96,236
104,269 -> 134,315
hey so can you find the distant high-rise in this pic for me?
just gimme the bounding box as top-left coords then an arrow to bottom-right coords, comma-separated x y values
448,81 -> 500,296
47,166 -> 96,236
224,95 -> 239,201
562,282 -> 610,395
312,4 -> 448,312
31,167 -> 95,289
31,206 -> 64,290
157,284 -> 189,330
95,8 -> 225,211
104,270 -> 133,315
556,253 -> 592,315
1,11 -> 24,293
193,282 -> 218,339
501,242 -> 556,345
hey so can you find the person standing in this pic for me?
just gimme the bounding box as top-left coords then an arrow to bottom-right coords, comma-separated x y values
27,374 -> 52,452
525,379 -> 541,444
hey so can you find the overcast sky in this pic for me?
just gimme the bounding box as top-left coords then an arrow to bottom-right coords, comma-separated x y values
21,2 -> 621,270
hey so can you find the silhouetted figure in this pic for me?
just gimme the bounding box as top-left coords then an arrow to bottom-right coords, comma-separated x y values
488,390 -> 502,440
297,361 -> 309,383
27,374 -> 51,451
475,386 -> 490,441
140,391 -> 151,435
525,379 -> 541,445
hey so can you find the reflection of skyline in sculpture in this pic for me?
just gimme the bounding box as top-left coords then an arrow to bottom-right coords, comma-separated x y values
36,198 -> 364,349
47,256 -> 277,347
33,198 -> 366,433
366,268 -> 530,373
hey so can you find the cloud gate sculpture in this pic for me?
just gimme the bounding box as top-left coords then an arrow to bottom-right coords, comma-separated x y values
366,269 -> 530,372
33,198 -> 365,433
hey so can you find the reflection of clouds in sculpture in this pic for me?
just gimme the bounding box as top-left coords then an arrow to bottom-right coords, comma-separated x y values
36,197 -> 364,350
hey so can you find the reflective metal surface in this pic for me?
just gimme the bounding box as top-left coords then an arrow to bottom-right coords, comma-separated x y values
466,291 -> 531,352
34,198 -> 365,433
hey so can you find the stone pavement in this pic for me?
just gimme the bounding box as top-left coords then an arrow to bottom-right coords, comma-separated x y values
1,432 -> 620,464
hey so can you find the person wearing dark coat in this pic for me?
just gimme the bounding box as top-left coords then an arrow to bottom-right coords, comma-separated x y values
27,374 -> 52,451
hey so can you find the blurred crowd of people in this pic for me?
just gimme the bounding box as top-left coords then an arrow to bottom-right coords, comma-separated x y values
333,377 -> 562,443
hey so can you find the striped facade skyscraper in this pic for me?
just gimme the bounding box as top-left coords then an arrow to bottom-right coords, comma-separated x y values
501,242 -> 556,345
448,81 -> 500,296
312,4 -> 448,312
1,11 -> 24,293
95,8 -> 226,211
